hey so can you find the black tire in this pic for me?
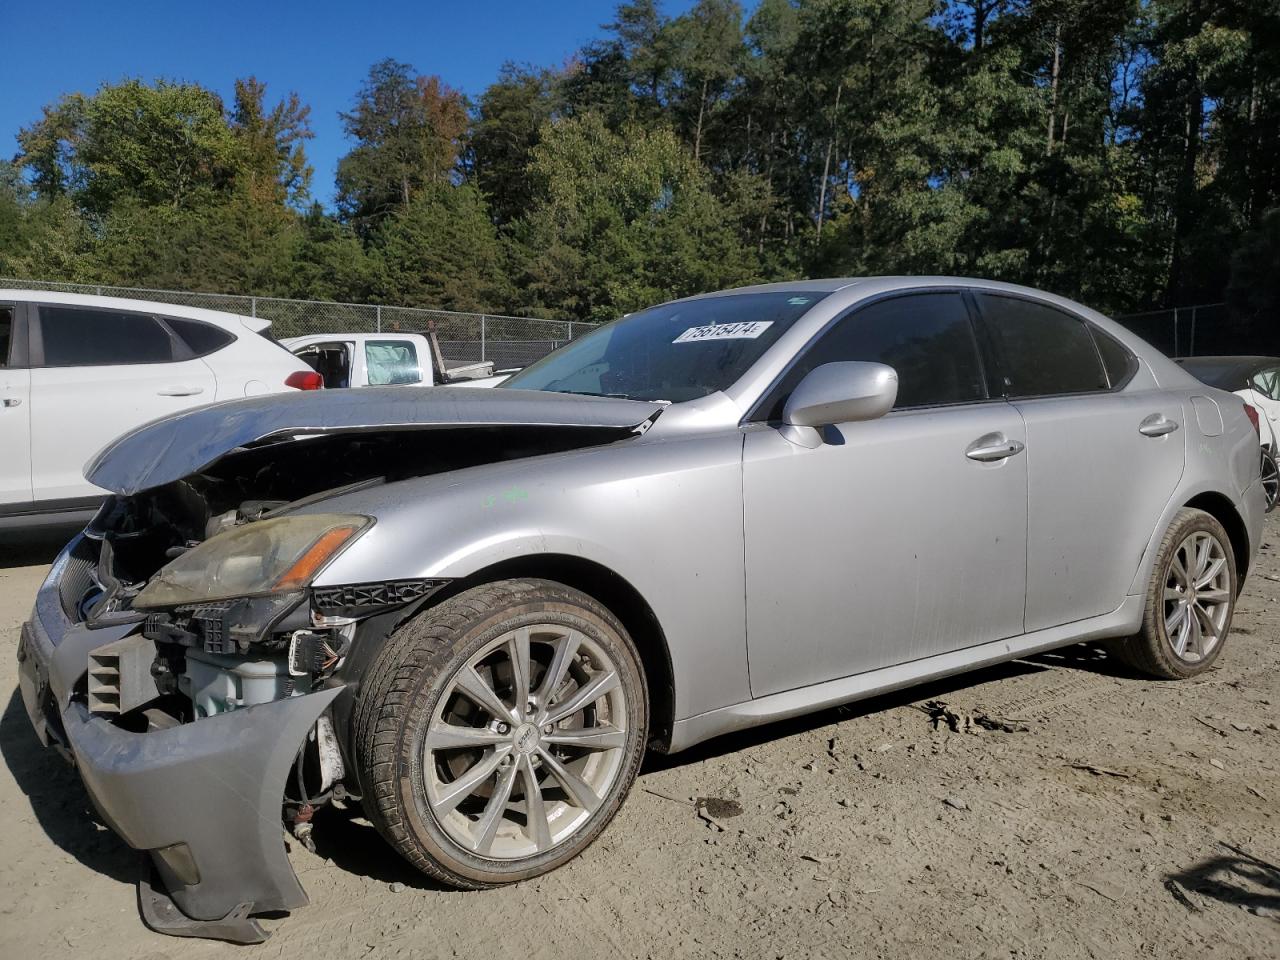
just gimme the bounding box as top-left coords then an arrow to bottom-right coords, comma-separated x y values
351,578 -> 648,889
1111,507 -> 1237,679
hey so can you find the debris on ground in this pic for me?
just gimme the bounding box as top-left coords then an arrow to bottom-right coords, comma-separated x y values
922,700 -> 1030,734
695,797 -> 743,831
1069,763 -> 1132,779
1165,878 -> 1204,913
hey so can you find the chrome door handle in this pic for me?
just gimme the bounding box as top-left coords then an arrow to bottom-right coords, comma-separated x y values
1138,414 -> 1179,437
966,434 -> 1025,462
156,386 -> 204,397
1,398 -> 20,407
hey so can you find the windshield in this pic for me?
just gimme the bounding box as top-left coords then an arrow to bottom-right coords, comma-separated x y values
501,291 -> 829,402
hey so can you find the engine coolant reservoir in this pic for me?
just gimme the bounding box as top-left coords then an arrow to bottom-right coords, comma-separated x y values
180,647 -> 311,717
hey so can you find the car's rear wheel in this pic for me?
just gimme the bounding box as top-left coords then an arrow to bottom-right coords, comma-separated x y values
351,578 -> 647,888
1112,507 -> 1236,679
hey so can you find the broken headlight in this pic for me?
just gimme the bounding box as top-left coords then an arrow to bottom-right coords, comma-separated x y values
134,514 -> 372,609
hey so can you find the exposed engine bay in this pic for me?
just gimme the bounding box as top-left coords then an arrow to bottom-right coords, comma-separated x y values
61,424 -> 640,848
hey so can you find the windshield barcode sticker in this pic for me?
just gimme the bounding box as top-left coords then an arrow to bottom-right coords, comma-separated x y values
673,321 -> 773,343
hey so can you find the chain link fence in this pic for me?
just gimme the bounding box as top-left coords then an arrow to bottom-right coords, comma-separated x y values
1114,303 -> 1235,358
0,278 -> 590,371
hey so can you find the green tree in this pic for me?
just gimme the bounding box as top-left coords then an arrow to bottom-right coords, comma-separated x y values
667,0 -> 745,161
336,59 -> 468,230
511,112 -> 762,320
17,80 -> 239,216
230,76 -> 314,208
470,64 -> 563,225
370,183 -> 509,312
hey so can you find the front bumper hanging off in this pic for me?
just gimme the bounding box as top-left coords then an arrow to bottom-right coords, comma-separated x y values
17,539 -> 342,944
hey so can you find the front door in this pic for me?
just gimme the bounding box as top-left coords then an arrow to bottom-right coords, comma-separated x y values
743,291 -> 1029,697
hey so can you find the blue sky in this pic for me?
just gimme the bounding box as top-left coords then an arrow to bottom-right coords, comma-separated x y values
1,0 -> 697,206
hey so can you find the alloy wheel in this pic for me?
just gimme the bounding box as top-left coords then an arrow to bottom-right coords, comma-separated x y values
1162,531 -> 1231,663
1261,449 -> 1279,512
422,625 -> 628,860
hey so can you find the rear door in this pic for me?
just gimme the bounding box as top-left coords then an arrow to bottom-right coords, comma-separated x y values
0,301 -> 32,508
974,293 -> 1185,632
29,303 -> 216,502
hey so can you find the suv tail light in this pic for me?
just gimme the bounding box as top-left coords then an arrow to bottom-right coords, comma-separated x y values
1244,402 -> 1261,437
286,371 -> 324,391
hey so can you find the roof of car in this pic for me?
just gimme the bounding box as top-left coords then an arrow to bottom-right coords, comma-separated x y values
681,276 -> 1107,302
0,289 -> 271,332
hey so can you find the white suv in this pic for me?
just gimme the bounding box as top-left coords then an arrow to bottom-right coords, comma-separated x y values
0,291 -> 318,525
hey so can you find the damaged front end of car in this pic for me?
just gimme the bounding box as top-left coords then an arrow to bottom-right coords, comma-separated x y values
17,388 -> 662,943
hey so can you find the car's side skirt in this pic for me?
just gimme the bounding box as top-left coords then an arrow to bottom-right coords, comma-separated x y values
667,595 -> 1143,753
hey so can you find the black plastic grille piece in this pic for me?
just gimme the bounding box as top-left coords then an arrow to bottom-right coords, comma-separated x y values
311,579 -> 449,615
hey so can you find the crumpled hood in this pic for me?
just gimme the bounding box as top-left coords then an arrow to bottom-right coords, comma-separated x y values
86,387 -> 663,495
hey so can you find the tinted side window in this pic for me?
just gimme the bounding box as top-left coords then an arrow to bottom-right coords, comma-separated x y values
1092,327 -> 1137,389
39,306 -> 175,366
166,316 -> 235,356
762,292 -> 986,419
978,295 -> 1107,397
0,306 -> 12,367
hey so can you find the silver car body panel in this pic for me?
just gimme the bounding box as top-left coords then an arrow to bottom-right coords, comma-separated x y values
73,277 -> 1269,745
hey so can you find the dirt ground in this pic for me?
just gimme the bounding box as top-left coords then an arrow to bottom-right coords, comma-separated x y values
1,519 -> 1278,960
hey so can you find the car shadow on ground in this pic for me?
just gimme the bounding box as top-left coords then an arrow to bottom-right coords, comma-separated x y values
0,522 -> 83,569
641,657 -> 1053,774
1024,641 -> 1150,680
1167,842 -> 1280,919
0,687 -> 137,885
306,805 -> 455,891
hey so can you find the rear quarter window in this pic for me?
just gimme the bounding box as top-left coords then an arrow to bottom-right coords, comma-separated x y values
165,316 -> 236,357
1091,328 -> 1138,389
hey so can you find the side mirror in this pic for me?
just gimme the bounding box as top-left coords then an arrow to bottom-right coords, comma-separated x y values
782,361 -> 898,428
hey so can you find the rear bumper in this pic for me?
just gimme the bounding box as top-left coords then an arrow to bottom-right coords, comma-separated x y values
17,536 -> 341,932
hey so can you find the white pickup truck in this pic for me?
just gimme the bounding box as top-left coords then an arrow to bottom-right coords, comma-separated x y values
281,332 -> 500,388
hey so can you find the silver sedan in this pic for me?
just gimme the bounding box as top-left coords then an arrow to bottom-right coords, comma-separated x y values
20,277 -> 1265,941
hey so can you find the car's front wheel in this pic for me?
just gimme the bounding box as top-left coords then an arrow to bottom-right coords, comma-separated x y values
352,578 -> 647,888
1112,507 -> 1237,679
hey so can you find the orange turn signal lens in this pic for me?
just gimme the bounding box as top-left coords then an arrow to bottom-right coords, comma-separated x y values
273,524 -> 362,591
